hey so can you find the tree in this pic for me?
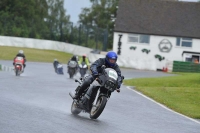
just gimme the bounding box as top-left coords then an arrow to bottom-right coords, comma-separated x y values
0,0 -> 71,42
0,0 -> 49,37
79,0 -> 119,50
46,0 -> 70,41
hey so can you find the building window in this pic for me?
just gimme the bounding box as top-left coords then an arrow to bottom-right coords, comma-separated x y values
128,34 -> 150,44
176,37 -> 192,47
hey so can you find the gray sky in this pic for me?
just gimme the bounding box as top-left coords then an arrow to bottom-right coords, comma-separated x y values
64,0 -> 199,24
64,0 -> 91,24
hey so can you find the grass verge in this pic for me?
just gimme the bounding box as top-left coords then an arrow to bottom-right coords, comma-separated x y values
124,73 -> 200,119
0,46 -> 73,63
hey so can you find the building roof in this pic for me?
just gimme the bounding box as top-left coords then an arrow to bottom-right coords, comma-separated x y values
115,0 -> 200,39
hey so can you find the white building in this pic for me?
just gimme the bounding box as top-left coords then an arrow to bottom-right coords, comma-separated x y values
113,0 -> 200,71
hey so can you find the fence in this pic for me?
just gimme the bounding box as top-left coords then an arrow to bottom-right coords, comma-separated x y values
173,61 -> 200,72
68,24 -> 108,51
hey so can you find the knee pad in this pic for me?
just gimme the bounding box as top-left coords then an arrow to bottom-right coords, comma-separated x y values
81,75 -> 93,87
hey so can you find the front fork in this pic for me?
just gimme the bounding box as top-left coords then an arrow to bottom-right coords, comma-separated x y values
93,89 -> 100,105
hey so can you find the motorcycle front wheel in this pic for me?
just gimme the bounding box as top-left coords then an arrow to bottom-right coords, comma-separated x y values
71,101 -> 81,115
90,96 -> 107,119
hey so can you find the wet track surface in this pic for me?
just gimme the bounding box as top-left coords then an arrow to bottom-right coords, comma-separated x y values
0,60 -> 200,133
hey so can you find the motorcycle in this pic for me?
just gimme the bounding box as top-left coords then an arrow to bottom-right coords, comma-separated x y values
79,62 -> 88,78
56,64 -> 64,75
14,57 -> 25,76
68,60 -> 78,78
69,65 -> 124,119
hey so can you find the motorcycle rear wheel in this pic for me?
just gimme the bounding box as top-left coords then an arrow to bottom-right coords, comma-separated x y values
90,96 -> 107,119
71,101 -> 81,115
15,69 -> 20,76
69,73 -> 73,78
69,69 -> 75,78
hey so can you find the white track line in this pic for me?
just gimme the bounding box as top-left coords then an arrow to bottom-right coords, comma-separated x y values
126,86 -> 200,125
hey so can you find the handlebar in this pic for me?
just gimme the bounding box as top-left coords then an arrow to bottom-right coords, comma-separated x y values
75,79 -> 82,84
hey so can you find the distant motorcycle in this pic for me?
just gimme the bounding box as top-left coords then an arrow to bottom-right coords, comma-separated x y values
79,62 -> 88,78
68,60 -> 78,78
56,64 -> 64,75
69,65 -> 124,119
14,57 -> 25,76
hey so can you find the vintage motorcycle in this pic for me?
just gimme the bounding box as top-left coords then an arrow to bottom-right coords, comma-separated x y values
68,60 -> 78,78
14,57 -> 25,76
69,66 -> 124,119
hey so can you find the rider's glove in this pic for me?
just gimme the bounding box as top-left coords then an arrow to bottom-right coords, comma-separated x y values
92,71 -> 98,79
116,83 -> 121,93
117,83 -> 121,89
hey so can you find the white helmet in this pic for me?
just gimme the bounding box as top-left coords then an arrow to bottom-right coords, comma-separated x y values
19,50 -> 24,54
54,59 -> 57,61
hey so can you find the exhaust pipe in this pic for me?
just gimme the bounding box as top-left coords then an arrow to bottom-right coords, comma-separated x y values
69,92 -> 75,99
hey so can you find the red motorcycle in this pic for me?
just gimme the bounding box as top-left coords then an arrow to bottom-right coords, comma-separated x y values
14,57 -> 25,76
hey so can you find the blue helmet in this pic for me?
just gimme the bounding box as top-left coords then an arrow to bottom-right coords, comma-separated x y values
105,51 -> 118,67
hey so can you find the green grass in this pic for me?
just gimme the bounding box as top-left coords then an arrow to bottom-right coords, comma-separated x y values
124,73 -> 200,119
0,46 -> 73,63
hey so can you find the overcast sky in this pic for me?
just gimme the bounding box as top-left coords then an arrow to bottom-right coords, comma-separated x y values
64,0 -> 199,24
64,0 -> 91,24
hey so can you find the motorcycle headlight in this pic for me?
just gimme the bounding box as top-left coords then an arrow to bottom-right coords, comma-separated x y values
104,80 -> 116,91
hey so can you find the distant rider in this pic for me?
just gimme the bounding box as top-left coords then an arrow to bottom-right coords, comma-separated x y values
13,50 -> 26,69
67,55 -> 79,72
53,59 -> 60,72
78,54 -> 90,68
68,55 -> 78,64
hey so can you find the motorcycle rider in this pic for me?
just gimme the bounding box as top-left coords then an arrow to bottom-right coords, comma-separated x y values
13,50 -> 26,70
78,54 -> 90,67
53,59 -> 60,72
73,51 -> 123,109
68,55 -> 78,63
67,55 -> 78,73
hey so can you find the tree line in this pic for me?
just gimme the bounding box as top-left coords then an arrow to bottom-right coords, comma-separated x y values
0,0 -> 71,41
0,0 -> 119,50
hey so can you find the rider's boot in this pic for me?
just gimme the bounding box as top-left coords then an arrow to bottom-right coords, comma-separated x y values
73,86 -> 82,99
73,75 -> 93,100
78,95 -> 90,111
73,81 -> 88,99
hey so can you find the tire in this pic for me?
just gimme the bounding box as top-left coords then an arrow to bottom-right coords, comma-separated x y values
71,101 -> 82,115
80,70 -> 84,78
69,72 -> 73,78
80,69 -> 86,78
16,68 -> 20,76
90,96 -> 107,119
69,68 -> 75,78
15,69 -> 18,76
69,70 -> 72,78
